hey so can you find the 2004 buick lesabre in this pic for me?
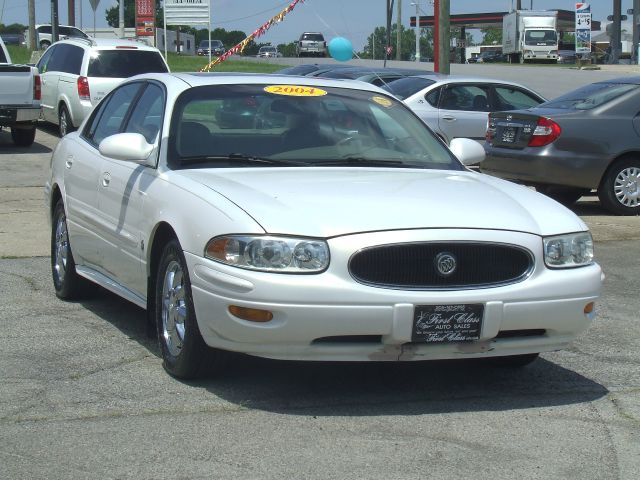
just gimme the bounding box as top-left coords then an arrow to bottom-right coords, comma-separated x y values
45,73 -> 604,379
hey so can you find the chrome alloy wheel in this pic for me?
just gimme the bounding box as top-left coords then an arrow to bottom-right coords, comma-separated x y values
161,260 -> 187,357
614,166 -> 640,207
59,109 -> 68,137
53,213 -> 69,284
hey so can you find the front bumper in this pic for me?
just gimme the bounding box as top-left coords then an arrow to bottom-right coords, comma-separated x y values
185,228 -> 603,362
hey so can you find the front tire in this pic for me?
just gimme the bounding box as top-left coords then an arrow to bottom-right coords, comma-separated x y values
51,200 -> 84,299
58,105 -> 74,138
598,158 -> 640,215
11,125 -> 36,147
155,239 -> 226,379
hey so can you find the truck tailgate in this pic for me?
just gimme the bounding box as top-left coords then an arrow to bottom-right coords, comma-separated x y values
0,65 -> 35,105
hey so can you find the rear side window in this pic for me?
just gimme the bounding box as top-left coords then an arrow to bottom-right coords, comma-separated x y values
38,26 -> 52,34
58,44 -> 84,74
87,50 -> 168,78
440,85 -> 490,111
494,86 -> 543,110
382,77 -> 436,100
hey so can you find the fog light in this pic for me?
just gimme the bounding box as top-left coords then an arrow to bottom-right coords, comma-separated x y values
229,305 -> 273,322
584,302 -> 595,315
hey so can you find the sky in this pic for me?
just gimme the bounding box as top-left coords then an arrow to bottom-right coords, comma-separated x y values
0,0 -> 634,50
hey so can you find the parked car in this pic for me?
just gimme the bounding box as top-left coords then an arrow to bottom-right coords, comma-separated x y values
46,72 -> 602,379
36,37 -> 169,137
557,50 -> 577,64
257,45 -> 282,58
314,66 -> 429,86
382,75 -> 546,145
0,33 -> 25,45
477,50 -> 506,63
0,36 -> 41,146
33,24 -> 89,49
296,32 -> 326,57
482,76 -> 640,215
196,39 -> 224,56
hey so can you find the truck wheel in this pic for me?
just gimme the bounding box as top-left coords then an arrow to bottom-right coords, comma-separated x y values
40,40 -> 50,50
58,105 -> 74,137
10,126 -> 36,147
598,157 -> 640,215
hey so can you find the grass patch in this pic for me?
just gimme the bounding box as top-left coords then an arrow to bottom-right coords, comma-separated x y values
166,53 -> 285,73
6,45 -> 33,64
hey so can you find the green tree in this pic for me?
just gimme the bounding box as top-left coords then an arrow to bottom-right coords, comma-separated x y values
0,23 -> 28,34
481,27 -> 502,45
277,42 -> 298,57
361,24 -> 434,61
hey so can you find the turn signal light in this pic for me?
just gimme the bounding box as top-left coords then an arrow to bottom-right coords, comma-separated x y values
528,117 -> 561,147
584,302 -> 595,315
229,305 -> 273,323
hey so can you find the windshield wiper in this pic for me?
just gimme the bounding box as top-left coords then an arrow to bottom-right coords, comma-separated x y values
180,153 -> 308,167
312,157 -> 409,167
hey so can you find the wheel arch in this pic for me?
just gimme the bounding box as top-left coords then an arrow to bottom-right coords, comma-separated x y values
49,183 -> 63,218
146,222 -> 179,305
57,98 -> 77,128
597,151 -> 640,191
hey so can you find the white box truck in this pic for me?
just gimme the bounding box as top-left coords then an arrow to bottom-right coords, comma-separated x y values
502,10 -> 558,64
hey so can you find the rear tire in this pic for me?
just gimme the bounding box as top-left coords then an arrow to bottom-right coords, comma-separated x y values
10,125 -> 36,147
40,40 -> 50,50
598,158 -> 640,215
58,105 -> 75,138
155,239 -> 227,379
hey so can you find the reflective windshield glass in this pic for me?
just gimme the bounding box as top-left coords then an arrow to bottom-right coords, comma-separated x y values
382,77 -> 436,100
88,50 -> 168,78
524,30 -> 557,46
169,83 -> 461,171
541,82 -> 639,110
301,34 -> 324,41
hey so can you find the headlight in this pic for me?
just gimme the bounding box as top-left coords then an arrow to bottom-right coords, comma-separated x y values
205,235 -> 329,273
543,232 -> 594,268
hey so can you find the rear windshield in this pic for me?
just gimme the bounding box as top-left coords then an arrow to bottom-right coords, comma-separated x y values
541,82 -> 639,110
301,33 -> 324,41
382,77 -> 436,100
88,50 -> 168,78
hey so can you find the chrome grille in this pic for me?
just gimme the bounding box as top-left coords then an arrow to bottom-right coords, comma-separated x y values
349,242 -> 533,289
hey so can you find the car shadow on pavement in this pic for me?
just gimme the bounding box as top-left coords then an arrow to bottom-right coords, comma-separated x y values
0,129 -> 53,154
79,286 -> 609,416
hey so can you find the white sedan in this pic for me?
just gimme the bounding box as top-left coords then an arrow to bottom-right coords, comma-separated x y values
46,73 -> 602,379
382,75 -> 546,144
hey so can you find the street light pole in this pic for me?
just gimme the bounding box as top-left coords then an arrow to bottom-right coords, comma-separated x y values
411,2 -> 420,62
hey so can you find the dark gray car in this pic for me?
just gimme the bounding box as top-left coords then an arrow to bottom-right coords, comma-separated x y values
481,76 -> 640,215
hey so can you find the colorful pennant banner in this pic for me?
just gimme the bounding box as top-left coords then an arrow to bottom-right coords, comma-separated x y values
200,0 -> 305,71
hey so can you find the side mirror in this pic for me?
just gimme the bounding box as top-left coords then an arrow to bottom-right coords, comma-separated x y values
449,138 -> 486,166
99,132 -> 154,163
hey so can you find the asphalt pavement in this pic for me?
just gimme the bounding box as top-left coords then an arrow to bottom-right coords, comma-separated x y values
1,64 -> 639,479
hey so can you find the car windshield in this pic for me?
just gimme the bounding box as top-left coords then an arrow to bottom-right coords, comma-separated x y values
201,41 -> 222,47
168,83 -> 462,171
88,50 -> 168,78
541,82 -> 639,110
525,30 -> 557,46
260,47 -> 276,52
382,77 -> 436,100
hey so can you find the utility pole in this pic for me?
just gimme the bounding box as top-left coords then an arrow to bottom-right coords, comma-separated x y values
634,0 -> 640,64
434,0 -> 450,73
119,0 -> 125,39
412,2 -> 420,62
51,0 -> 59,44
68,0 -> 75,26
385,0 -> 395,67
611,0 -> 622,63
28,0 -> 36,51
396,0 -> 402,60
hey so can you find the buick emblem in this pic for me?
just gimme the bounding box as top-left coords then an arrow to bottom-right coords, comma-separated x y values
506,114 -> 513,121
434,252 -> 457,277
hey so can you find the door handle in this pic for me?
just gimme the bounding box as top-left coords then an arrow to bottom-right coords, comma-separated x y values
442,115 -> 457,122
101,173 -> 111,187
65,156 -> 73,169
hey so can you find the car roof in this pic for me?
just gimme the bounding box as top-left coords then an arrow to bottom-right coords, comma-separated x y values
411,74 -> 539,89
60,37 -> 161,51
318,66 -> 432,78
599,76 -> 640,85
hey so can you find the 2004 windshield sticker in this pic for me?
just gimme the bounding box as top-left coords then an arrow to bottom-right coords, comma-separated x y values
264,85 -> 327,97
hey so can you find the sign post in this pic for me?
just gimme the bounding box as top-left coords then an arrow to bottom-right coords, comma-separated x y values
575,3 -> 592,64
88,0 -> 100,38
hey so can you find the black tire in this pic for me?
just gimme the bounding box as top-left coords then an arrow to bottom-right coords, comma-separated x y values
155,239 -> 226,379
598,158 -> 640,215
51,200 -> 85,299
486,353 -> 539,368
40,40 -> 50,50
536,185 -> 591,206
58,105 -> 75,138
10,125 -> 36,147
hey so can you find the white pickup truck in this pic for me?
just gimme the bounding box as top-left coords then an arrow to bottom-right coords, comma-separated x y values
0,36 -> 41,146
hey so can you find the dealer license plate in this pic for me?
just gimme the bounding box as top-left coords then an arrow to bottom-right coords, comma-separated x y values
501,126 -> 516,143
412,304 -> 484,343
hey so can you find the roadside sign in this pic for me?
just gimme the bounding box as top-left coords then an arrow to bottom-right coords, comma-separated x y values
575,3 -> 592,54
89,0 -> 100,12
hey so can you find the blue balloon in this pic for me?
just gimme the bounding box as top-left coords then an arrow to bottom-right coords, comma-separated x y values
328,37 -> 353,62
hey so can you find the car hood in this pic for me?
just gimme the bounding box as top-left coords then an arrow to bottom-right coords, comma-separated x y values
177,168 -> 586,238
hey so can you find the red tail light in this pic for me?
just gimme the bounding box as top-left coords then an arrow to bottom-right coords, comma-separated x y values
33,75 -> 41,101
77,76 -> 90,101
528,117 -> 561,147
485,113 -> 495,143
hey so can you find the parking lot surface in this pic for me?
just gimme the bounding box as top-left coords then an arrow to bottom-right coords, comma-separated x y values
1,66 -> 639,479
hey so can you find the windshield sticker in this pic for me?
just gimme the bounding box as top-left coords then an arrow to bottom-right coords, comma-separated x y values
264,85 -> 328,97
371,96 -> 393,108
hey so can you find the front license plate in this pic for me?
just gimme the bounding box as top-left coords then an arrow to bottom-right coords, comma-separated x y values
501,127 -> 516,143
412,304 -> 484,343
